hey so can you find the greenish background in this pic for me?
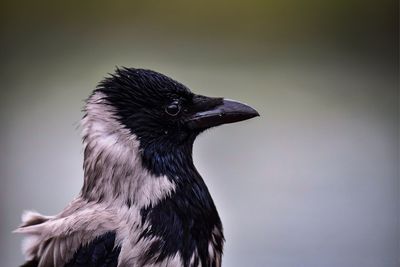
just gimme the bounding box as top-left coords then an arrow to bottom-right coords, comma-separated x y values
1,1 -> 398,266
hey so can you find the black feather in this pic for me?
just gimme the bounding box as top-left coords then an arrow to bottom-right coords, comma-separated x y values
64,232 -> 120,267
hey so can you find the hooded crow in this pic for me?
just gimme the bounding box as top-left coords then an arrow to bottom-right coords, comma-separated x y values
15,68 -> 259,267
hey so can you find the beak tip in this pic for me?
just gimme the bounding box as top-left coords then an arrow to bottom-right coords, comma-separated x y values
243,104 -> 260,119
253,109 -> 260,117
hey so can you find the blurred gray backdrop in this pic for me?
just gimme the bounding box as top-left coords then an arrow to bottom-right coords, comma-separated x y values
0,1 -> 398,267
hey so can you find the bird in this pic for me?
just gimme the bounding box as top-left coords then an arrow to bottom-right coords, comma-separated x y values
15,67 -> 259,267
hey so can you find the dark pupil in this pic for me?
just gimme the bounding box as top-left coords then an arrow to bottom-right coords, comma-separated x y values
166,104 -> 180,116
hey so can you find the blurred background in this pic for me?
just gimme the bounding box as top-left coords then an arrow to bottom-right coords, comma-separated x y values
0,1 -> 398,266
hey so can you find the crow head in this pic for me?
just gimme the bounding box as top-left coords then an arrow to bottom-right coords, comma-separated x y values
89,67 -> 259,177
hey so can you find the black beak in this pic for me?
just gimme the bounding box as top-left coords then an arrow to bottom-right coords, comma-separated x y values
186,98 -> 259,130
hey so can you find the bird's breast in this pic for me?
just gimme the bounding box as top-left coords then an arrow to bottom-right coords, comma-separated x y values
132,183 -> 224,267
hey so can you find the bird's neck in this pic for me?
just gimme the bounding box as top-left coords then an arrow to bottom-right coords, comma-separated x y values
80,96 -> 176,207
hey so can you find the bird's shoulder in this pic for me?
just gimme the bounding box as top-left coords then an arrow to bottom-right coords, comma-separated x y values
16,198 -> 128,267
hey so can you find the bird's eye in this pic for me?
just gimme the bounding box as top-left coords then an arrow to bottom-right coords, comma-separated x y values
165,102 -> 181,116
